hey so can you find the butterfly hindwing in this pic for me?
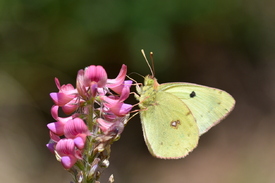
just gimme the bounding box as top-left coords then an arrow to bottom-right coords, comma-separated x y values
140,91 -> 199,159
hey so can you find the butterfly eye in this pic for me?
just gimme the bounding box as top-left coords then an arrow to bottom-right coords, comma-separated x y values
190,91 -> 196,98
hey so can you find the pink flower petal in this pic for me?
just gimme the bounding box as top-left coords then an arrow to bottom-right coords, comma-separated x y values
107,64 -> 127,88
97,118 -> 125,135
49,131 -> 60,142
64,118 -> 89,139
51,105 -> 59,120
61,156 -> 77,169
61,99 -> 79,115
101,95 -> 132,117
60,84 -> 76,94
118,83 -> 131,102
97,118 -> 114,133
54,77 -> 61,89
74,136 -> 85,150
112,102 -> 132,116
90,82 -> 98,98
56,139 -> 75,156
84,65 -> 107,88
110,80 -> 132,94
76,69 -> 89,99
47,121 -> 66,136
51,105 -> 73,122
46,141 -> 56,154
55,139 -> 80,169
100,95 -> 119,106
50,92 -> 75,106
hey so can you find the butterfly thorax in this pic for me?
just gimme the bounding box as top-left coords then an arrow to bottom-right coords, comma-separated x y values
138,75 -> 160,109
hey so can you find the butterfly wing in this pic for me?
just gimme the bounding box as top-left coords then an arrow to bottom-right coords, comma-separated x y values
140,91 -> 199,159
159,82 -> 235,135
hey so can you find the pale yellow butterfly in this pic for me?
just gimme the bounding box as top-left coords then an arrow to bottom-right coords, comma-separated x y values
135,50 -> 235,159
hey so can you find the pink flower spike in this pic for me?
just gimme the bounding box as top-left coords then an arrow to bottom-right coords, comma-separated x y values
110,80 -> 132,95
84,65 -> 107,88
107,64 -> 127,88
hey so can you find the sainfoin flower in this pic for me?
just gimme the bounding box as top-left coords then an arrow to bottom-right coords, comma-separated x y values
46,64 -> 132,182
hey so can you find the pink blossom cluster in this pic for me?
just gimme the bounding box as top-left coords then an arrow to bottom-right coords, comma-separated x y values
46,65 -> 132,170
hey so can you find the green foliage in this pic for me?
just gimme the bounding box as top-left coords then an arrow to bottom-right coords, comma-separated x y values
0,0 -> 263,73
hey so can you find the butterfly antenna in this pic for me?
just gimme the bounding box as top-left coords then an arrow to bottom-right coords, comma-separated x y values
141,49 -> 154,77
149,51 -> 155,77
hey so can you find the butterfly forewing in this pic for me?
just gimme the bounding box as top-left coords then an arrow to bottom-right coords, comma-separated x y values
159,82 -> 236,135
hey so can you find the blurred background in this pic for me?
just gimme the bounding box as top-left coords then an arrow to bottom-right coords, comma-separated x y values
1,0 -> 275,182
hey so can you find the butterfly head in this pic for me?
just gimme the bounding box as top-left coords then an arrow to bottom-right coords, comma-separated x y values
144,75 -> 159,89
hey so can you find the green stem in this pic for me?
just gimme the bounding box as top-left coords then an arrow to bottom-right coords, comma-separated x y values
81,97 -> 95,183
87,97 -> 95,130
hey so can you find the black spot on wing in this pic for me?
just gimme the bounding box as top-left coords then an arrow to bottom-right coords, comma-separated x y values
190,91 -> 196,98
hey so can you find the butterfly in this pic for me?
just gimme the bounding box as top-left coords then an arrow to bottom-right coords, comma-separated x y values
135,50 -> 235,159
